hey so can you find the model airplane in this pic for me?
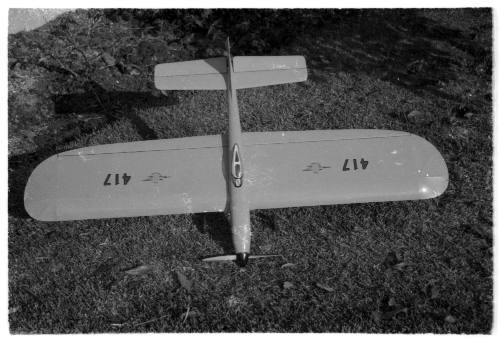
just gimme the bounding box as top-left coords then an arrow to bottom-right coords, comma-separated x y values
24,39 -> 448,267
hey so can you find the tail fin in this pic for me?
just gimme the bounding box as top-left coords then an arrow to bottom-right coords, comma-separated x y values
226,37 -> 231,58
154,44 -> 307,90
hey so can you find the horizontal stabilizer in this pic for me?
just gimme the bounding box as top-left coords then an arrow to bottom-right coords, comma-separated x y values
154,56 -> 307,90
202,255 -> 237,262
154,57 -> 227,90
233,56 -> 307,89
202,255 -> 282,262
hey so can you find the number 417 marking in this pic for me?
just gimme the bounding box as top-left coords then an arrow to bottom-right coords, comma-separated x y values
104,173 -> 131,186
343,158 -> 368,171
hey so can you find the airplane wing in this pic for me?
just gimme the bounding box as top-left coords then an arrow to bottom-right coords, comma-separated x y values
24,130 -> 448,221
154,56 -> 307,90
24,135 -> 228,221
243,130 -> 448,210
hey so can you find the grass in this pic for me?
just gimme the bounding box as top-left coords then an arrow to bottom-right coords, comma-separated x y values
8,8 -> 492,333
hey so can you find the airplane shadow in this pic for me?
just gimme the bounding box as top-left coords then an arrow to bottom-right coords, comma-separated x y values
52,80 -> 179,140
192,132 -> 234,256
192,212 -> 234,255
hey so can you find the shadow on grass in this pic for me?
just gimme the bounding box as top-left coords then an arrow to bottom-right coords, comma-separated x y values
192,212 -> 233,255
295,9 -> 490,109
53,81 -> 179,140
192,132 -> 233,256
148,8 -> 489,110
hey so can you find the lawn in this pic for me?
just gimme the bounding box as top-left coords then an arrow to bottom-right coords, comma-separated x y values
8,8 -> 492,333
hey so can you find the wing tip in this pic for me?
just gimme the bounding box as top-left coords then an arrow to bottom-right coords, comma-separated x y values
24,197 -> 58,221
419,176 -> 449,199
23,155 -> 60,221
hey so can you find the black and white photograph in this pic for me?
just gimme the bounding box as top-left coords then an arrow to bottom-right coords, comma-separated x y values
6,4 -> 493,334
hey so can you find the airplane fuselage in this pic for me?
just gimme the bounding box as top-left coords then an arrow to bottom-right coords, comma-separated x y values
226,42 -> 251,266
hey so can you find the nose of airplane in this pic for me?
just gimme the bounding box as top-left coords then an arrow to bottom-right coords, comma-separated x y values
235,253 -> 249,267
